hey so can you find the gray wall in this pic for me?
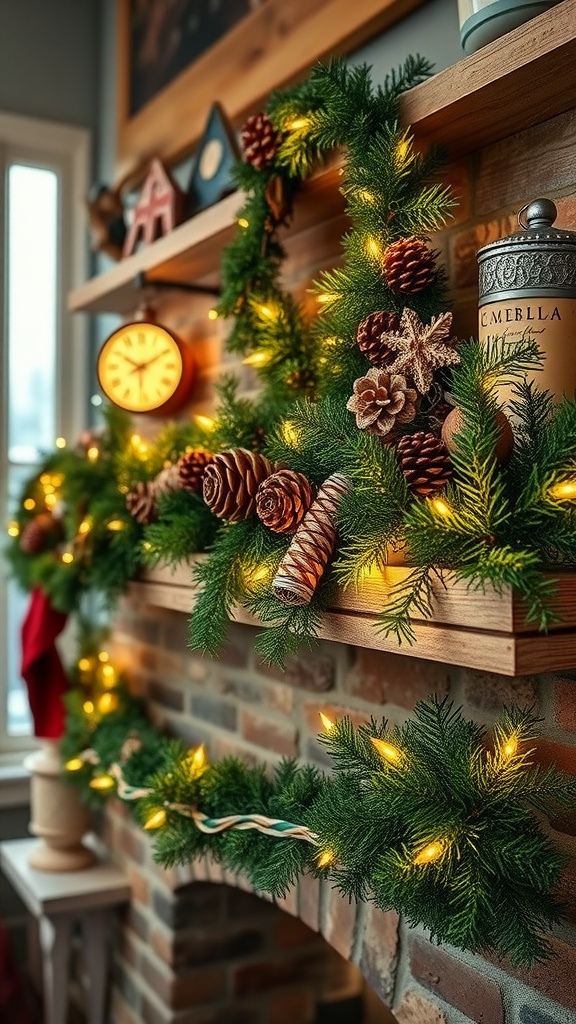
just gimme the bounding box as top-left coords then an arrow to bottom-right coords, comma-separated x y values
353,0 -> 462,79
0,0 -> 100,128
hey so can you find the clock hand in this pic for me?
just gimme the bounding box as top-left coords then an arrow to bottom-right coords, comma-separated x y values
120,353 -> 144,369
138,348 -> 172,370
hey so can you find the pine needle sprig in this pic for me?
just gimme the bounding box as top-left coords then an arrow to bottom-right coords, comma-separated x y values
376,565 -> 436,644
248,575 -> 335,667
188,521 -> 255,657
142,491 -> 218,567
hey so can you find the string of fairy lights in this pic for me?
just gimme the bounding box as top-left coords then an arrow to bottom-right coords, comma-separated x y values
64,670 -> 525,875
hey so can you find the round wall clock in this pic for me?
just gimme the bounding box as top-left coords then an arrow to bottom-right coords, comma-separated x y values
97,320 -> 195,415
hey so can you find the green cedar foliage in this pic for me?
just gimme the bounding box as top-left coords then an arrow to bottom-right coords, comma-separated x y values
62,689 -> 575,966
379,339 -> 572,643
190,56 -> 454,664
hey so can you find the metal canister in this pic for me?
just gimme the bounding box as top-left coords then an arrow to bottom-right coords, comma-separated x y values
477,198 -> 576,400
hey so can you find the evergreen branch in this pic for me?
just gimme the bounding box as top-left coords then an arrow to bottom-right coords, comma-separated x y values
376,565 -> 435,644
62,688 -> 574,966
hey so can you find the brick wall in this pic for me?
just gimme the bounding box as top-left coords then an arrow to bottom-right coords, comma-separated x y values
104,592 -> 576,1024
101,107 -> 576,1024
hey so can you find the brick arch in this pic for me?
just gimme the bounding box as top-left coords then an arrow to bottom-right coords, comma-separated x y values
105,801 -> 426,1023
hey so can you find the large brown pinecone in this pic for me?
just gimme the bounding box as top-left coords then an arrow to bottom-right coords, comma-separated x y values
356,310 -> 400,366
126,481 -> 157,524
396,431 -> 453,496
153,463 -> 183,498
346,368 -> 417,436
178,450 -> 214,494
256,470 -> 314,534
203,449 -> 273,522
20,513 -> 58,555
382,237 -> 436,294
241,113 -> 278,170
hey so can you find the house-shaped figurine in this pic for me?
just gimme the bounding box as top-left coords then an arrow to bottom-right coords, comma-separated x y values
122,158 -> 185,257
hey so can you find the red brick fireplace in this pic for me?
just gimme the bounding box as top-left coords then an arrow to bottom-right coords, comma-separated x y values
102,593 -> 576,1024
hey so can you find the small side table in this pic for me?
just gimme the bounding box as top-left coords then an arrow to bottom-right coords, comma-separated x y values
0,836 -> 130,1024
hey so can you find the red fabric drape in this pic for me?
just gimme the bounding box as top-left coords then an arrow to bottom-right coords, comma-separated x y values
20,588 -> 68,739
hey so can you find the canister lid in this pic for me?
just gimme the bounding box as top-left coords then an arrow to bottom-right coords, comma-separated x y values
478,198 -> 576,303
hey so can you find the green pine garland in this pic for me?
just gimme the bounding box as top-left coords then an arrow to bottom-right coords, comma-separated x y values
61,679 -> 576,967
189,59 -> 576,663
7,55 -> 576,664
4,408 -> 220,610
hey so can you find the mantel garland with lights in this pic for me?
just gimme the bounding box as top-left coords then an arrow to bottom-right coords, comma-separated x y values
3,408 -> 220,612
60,654 -> 576,968
6,57 -> 576,656
188,59 -> 576,662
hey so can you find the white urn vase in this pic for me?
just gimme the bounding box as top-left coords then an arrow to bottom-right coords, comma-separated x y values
24,740 -> 95,871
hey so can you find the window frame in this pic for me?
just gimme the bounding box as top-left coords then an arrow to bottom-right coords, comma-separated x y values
0,111 -> 90,759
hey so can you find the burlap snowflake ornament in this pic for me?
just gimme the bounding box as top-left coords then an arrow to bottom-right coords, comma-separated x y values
346,368 -> 417,436
383,309 -> 460,395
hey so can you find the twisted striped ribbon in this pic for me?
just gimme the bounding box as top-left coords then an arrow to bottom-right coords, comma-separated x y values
77,749 -> 318,844
170,803 -> 318,843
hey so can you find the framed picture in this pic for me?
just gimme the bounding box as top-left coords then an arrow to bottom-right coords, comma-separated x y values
116,0 -> 423,183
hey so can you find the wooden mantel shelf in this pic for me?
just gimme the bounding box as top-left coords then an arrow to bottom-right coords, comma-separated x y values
128,560 -> 576,677
401,0 -> 576,157
69,1 -> 576,317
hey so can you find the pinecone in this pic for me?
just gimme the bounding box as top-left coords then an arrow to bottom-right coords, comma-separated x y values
272,473 -> 351,605
76,427 -> 104,455
203,449 -> 273,522
178,450 -> 214,494
126,481 -> 157,524
396,432 -> 453,497
241,113 -> 279,170
256,470 -> 314,534
19,513 -> 57,555
356,310 -> 400,366
346,368 -> 417,436
153,463 -> 182,498
382,237 -> 436,294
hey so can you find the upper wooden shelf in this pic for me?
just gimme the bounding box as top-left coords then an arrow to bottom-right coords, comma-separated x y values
68,161 -> 344,315
128,560 -> 576,677
69,1 -> 576,317
401,0 -> 576,158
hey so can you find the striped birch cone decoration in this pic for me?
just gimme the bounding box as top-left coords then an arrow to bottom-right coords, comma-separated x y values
272,472 -> 351,606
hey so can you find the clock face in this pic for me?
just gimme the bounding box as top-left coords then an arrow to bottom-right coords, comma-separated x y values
97,322 -> 186,413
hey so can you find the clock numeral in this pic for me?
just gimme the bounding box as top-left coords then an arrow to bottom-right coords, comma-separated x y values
123,387 -> 131,400
108,362 -> 118,371
165,362 -> 176,369
161,377 -> 173,387
111,378 -> 121,389
138,332 -> 145,345
123,335 -> 132,346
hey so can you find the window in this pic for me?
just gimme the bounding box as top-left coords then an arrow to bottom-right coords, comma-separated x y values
0,112 -> 89,754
